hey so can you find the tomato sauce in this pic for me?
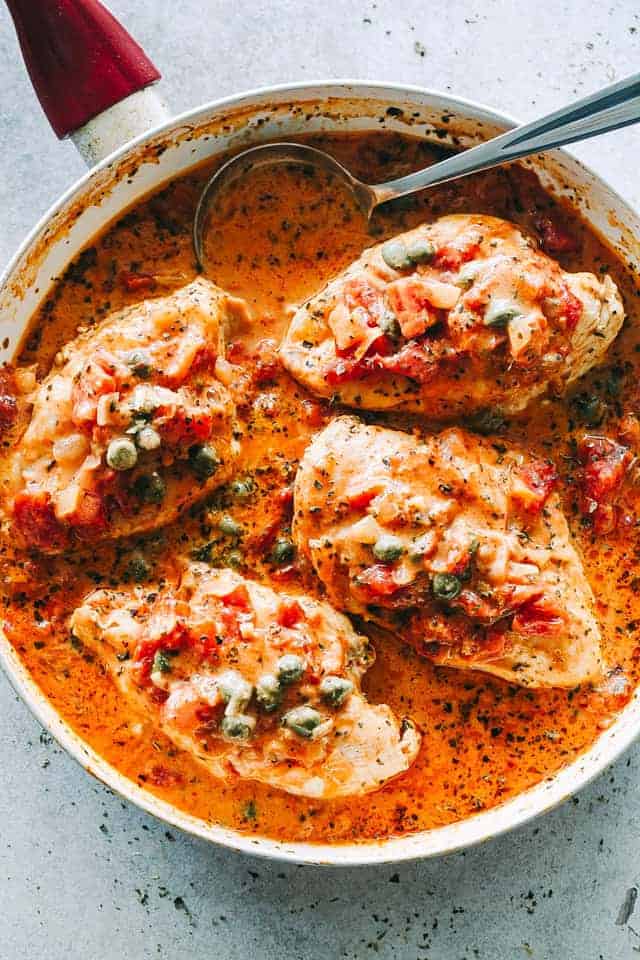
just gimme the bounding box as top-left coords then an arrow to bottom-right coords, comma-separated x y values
3,131 -> 640,844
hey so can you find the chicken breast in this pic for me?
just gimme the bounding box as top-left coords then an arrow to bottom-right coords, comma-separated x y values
281,214 -> 623,418
5,280 -> 242,553
69,563 -> 420,799
293,416 -> 603,688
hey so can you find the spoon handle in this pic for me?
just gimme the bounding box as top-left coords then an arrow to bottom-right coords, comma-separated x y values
372,73 -> 640,205
5,0 -> 161,139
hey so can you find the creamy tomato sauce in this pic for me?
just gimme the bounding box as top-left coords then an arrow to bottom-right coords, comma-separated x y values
3,131 -> 640,844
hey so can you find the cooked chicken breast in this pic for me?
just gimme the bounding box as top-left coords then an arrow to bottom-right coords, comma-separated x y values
5,280 -> 242,553
281,214 -> 623,418
293,416 -> 603,688
69,563 -> 420,799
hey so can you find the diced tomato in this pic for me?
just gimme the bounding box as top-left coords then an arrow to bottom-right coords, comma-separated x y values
512,459 -> 558,513
220,584 -> 250,610
478,624 -> 509,659
558,283 -> 583,331
135,623 -> 189,664
134,621 -> 190,682
12,491 -> 68,551
189,345 -> 218,376
378,343 -> 437,384
327,342 -> 438,386
69,491 -> 109,536
216,605 -> 243,644
227,340 -> 247,364
158,407 -> 213,445
534,216 -> 578,255
451,589 -> 499,624
577,436 -> 632,531
342,277 -> 384,316
578,436 -> 632,495
95,468 -> 134,518
433,236 -> 481,271
120,271 -> 157,293
148,686 -> 170,705
278,599 -> 304,628
252,339 -> 281,385
71,352 -> 119,428
347,488 -> 378,510
193,625 -> 222,659
386,278 -> 440,339
365,334 -> 395,357
194,704 -> 218,724
356,564 -> 403,599
333,331 -> 394,362
511,598 -> 566,637
328,279 -> 390,356
278,485 -> 294,510
581,437 -> 623,479
325,357 -> 363,386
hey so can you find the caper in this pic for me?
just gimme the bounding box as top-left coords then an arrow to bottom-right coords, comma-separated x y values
432,572 -> 462,601
484,299 -> 521,328
406,238 -> 435,264
219,515 -> 243,538
221,714 -> 256,741
189,443 -> 220,480
152,649 -> 172,675
226,548 -> 245,569
217,670 -> 253,709
282,705 -> 323,738
125,553 -> 150,582
136,425 -> 161,451
255,674 -> 282,712
276,653 -> 306,685
381,239 -> 413,271
373,534 -> 405,563
126,350 -> 152,379
106,437 -> 138,471
270,537 -> 295,565
230,478 -> 255,501
320,675 -> 354,707
134,471 -> 166,504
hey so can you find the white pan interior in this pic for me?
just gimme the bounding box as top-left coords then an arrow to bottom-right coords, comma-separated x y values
1,81 -> 639,865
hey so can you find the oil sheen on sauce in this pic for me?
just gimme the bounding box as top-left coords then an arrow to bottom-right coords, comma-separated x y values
3,131 -> 640,845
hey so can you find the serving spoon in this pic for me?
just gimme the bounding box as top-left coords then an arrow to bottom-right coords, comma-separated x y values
194,72 -> 640,268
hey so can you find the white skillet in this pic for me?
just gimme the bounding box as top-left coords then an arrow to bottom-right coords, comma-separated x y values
1,0 -> 640,865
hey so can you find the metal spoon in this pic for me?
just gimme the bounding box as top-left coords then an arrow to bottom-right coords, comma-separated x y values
194,73 -> 640,267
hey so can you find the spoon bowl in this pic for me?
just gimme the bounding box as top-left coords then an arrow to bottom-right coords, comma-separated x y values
193,142 -> 378,269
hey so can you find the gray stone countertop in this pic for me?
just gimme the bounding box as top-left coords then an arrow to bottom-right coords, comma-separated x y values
1,2 -> 640,957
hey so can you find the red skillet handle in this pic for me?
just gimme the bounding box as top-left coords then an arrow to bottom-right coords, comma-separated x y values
6,0 -> 161,138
